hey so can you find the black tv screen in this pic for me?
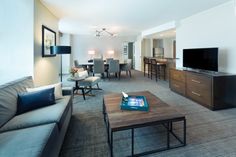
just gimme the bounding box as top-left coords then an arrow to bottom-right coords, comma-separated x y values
183,48 -> 218,71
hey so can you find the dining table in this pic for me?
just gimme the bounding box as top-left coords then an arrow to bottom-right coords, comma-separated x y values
79,62 -> 127,66
79,62 -> 128,73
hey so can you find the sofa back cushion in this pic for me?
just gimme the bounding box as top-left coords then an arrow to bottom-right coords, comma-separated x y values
0,76 -> 34,127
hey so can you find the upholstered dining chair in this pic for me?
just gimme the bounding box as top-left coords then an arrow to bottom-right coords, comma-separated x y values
93,58 -> 105,77
108,60 -> 120,79
74,60 -> 82,68
106,58 -> 113,64
120,59 -> 132,77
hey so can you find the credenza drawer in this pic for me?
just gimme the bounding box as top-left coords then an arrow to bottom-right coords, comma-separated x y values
170,80 -> 185,95
170,69 -> 185,82
186,87 -> 212,107
186,72 -> 211,90
186,72 -> 212,107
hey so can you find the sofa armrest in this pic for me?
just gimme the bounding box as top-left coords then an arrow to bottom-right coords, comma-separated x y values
62,87 -> 74,96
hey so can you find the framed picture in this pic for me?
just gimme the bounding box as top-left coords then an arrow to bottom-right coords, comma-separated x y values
42,25 -> 56,57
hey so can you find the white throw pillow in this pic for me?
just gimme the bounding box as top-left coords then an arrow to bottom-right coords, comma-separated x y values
78,70 -> 88,77
26,82 -> 63,100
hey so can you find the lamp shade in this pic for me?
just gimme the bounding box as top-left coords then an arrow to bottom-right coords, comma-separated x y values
50,46 -> 71,54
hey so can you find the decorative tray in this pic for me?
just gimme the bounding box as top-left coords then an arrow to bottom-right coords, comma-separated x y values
120,93 -> 149,111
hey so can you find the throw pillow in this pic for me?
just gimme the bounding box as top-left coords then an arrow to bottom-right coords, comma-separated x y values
26,82 -> 63,100
17,87 -> 55,115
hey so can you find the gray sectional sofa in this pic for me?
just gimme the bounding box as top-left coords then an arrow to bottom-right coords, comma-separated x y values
0,76 -> 73,157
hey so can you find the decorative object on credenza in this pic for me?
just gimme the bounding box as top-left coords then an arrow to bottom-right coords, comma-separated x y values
50,46 -> 71,82
95,28 -> 117,37
42,25 -> 56,57
120,92 -> 149,111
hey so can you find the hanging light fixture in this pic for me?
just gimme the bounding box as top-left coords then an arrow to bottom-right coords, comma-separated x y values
95,28 -> 117,37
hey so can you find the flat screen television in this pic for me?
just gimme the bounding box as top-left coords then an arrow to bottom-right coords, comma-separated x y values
183,48 -> 218,72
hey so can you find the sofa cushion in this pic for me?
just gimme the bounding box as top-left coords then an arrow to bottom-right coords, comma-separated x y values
0,76 -> 33,127
0,96 -> 71,133
27,82 -> 63,100
79,76 -> 101,87
17,87 -> 55,115
0,123 -> 58,157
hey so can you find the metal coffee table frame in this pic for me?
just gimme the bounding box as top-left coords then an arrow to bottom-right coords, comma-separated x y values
103,101 -> 186,157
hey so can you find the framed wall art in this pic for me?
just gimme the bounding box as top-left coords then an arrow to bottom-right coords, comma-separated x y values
42,25 -> 56,57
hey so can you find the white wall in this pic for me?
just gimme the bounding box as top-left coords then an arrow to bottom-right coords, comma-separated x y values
163,38 -> 175,58
176,1 -> 236,73
34,0 -> 60,86
0,0 -> 34,85
134,35 -> 142,71
72,35 -> 136,63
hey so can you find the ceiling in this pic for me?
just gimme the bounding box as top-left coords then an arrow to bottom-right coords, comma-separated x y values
41,0 -> 231,36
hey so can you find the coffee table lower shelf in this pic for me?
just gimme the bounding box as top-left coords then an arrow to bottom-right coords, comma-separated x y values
104,113 -> 186,157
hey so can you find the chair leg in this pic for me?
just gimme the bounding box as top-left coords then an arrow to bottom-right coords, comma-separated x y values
156,67 -> 158,82
126,71 -> 128,76
97,83 -> 99,89
82,88 -> 85,100
119,72 -> 121,80
148,64 -> 149,78
164,66 -> 166,80
90,86 -> 92,94
129,70 -> 131,78
144,64 -> 146,76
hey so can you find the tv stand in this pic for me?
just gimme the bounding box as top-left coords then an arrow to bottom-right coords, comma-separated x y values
169,68 -> 236,110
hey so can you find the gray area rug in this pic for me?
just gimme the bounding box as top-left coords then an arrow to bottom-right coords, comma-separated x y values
60,70 -> 236,157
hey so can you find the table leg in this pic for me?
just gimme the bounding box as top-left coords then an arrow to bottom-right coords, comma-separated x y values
184,119 -> 186,146
111,131 -> 113,157
167,122 -> 170,149
131,128 -> 134,156
107,121 -> 110,144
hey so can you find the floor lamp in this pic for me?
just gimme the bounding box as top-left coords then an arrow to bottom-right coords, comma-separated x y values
50,46 -> 71,82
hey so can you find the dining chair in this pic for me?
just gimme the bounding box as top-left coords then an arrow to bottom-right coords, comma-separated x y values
108,60 -> 120,79
93,59 -> 105,77
74,60 -> 82,68
120,59 -> 132,77
106,58 -> 113,64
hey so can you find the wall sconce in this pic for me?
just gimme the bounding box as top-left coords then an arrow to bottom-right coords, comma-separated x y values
108,50 -> 114,55
88,50 -> 95,59
107,50 -> 115,58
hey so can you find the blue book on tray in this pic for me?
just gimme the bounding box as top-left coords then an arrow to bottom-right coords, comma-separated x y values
120,94 -> 149,111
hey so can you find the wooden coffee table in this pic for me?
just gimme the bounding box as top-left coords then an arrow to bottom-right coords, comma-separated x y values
103,91 -> 186,157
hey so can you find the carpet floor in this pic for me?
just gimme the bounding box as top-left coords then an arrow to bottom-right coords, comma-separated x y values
60,70 -> 236,157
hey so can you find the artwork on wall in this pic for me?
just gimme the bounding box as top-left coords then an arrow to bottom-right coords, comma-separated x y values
42,25 -> 56,57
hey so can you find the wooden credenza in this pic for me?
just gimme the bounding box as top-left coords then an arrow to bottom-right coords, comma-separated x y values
170,68 -> 236,110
